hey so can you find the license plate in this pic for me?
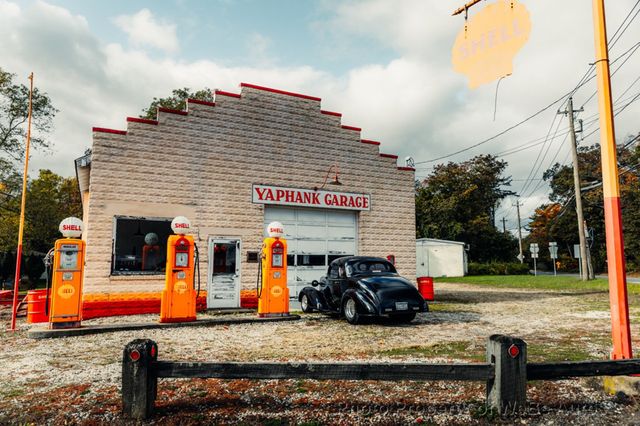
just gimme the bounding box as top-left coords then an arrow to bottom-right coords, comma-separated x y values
395,302 -> 408,311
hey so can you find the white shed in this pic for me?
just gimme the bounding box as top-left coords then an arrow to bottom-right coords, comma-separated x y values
416,238 -> 467,278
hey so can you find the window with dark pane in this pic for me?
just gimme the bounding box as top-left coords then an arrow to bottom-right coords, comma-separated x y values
112,217 -> 172,275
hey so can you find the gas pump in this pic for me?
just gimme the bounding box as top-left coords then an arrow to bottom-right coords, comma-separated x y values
48,217 -> 85,329
257,221 -> 290,317
159,216 -> 198,323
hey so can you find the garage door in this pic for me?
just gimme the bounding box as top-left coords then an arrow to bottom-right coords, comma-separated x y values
264,206 -> 357,299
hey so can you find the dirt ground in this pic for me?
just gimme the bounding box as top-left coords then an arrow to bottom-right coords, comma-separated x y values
2,282 -> 640,425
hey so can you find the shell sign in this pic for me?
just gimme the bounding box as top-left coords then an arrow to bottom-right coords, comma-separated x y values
452,0 -> 531,89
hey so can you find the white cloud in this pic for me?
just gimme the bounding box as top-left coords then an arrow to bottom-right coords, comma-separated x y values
114,9 -> 179,53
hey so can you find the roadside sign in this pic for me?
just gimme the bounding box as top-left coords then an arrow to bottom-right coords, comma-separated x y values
516,253 -> 524,262
573,244 -> 581,259
529,243 -> 539,253
549,242 -> 558,259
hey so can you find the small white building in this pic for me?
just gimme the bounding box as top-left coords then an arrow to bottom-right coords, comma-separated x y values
416,238 -> 467,278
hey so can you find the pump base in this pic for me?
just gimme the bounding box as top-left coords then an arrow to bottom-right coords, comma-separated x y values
159,316 -> 197,323
49,321 -> 81,330
258,313 -> 291,318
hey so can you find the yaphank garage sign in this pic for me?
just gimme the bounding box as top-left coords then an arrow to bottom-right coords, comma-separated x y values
252,184 -> 371,211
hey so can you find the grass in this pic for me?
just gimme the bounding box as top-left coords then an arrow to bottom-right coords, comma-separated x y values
434,275 -> 633,293
377,341 -> 485,361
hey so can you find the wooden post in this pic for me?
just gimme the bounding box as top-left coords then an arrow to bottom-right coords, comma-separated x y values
122,339 -> 158,420
486,335 -> 527,414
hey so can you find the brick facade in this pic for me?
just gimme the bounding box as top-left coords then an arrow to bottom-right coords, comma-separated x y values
82,83 -> 416,298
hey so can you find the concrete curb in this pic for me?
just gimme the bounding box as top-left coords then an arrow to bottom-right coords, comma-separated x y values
28,314 -> 301,339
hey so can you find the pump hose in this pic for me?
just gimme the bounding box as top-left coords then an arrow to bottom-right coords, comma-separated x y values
43,248 -> 54,316
194,243 -> 201,299
256,256 -> 263,298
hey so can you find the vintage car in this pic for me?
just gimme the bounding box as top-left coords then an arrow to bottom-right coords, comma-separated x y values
298,256 -> 428,324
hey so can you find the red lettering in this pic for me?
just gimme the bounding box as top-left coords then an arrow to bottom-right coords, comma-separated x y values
355,197 -> 362,208
264,188 -> 274,201
63,225 -> 81,231
347,196 -> 355,208
339,195 -> 347,207
312,193 -> 320,204
295,191 -> 303,203
175,223 -> 188,228
285,190 -> 294,203
255,187 -> 267,200
275,189 -> 285,201
303,192 -> 311,204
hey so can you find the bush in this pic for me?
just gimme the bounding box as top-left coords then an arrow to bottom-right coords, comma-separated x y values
467,262 -> 530,276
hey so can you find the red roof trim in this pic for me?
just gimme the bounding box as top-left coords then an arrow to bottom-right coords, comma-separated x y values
127,117 -> 158,125
341,125 -> 361,132
215,89 -> 241,98
380,153 -> 399,159
187,98 -> 216,107
397,167 -> 415,171
360,139 -> 380,146
321,110 -> 342,117
158,107 -> 188,116
240,83 -> 322,102
92,127 -> 127,135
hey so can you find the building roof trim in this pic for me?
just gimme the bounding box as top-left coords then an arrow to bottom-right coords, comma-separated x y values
240,82 -> 322,102
126,117 -> 158,125
215,89 -> 241,98
187,98 -> 216,107
92,127 -> 127,135
158,107 -> 188,116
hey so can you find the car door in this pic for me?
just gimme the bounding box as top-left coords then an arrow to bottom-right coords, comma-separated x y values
328,262 -> 342,308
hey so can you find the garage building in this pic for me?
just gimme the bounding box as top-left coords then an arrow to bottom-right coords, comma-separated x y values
75,83 -> 416,313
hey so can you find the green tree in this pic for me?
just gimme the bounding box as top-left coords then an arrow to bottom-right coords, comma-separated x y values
0,68 -> 57,164
141,87 -> 214,119
416,154 -> 517,262
0,169 -> 82,254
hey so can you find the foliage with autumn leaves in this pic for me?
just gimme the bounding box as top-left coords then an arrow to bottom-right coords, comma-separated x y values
526,137 -> 640,272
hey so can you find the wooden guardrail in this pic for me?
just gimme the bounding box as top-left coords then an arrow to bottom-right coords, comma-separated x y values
121,335 -> 640,420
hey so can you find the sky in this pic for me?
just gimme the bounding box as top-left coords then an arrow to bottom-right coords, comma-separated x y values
1,0 -> 639,236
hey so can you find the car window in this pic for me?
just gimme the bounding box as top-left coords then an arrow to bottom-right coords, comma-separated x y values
329,263 -> 339,279
349,260 -> 396,275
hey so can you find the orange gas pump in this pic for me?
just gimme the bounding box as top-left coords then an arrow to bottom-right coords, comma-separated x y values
48,217 -> 85,329
258,221 -> 290,317
160,216 -> 197,323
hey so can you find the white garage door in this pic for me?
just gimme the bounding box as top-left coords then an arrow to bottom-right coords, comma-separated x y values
264,206 -> 357,299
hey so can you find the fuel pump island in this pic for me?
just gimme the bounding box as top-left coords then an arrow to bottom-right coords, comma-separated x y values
28,217 -> 299,339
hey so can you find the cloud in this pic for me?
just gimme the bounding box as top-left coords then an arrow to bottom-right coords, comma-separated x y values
114,9 -> 179,53
0,0 -> 638,234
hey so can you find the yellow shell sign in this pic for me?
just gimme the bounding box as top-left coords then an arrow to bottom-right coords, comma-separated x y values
452,0 -> 531,89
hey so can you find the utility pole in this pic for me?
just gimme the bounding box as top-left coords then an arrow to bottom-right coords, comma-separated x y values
514,199 -> 524,263
501,217 -> 507,233
558,97 -> 589,281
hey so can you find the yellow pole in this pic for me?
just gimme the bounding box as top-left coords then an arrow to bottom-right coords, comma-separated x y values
592,0 -> 632,359
9,72 -> 33,331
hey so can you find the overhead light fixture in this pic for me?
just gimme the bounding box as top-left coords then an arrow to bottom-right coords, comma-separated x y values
315,163 -> 342,191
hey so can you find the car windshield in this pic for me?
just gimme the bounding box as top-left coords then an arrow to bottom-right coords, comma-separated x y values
345,260 -> 396,276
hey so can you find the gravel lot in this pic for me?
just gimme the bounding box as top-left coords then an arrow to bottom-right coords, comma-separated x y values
1,282 -> 640,425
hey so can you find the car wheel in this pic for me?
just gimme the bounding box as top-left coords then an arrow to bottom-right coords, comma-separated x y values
343,296 -> 361,325
391,312 -> 416,324
300,293 -> 314,313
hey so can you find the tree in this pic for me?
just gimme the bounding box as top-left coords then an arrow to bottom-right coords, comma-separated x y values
416,154 -> 517,262
0,169 -> 82,254
0,68 -> 57,165
141,87 -> 214,119
528,138 -> 640,272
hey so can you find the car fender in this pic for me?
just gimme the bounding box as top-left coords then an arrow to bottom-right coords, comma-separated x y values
299,287 -> 328,310
341,289 -> 377,315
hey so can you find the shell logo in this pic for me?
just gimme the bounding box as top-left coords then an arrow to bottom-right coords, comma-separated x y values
267,221 -> 284,238
58,284 -> 76,299
452,0 -> 531,89
171,216 -> 191,235
270,285 -> 283,298
175,281 -> 188,295
59,217 -> 83,238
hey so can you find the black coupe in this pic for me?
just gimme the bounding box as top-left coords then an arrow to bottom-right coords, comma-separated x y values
298,256 -> 428,324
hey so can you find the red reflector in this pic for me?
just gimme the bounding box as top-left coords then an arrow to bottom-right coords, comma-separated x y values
508,344 -> 520,358
150,345 -> 156,358
129,349 -> 141,361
